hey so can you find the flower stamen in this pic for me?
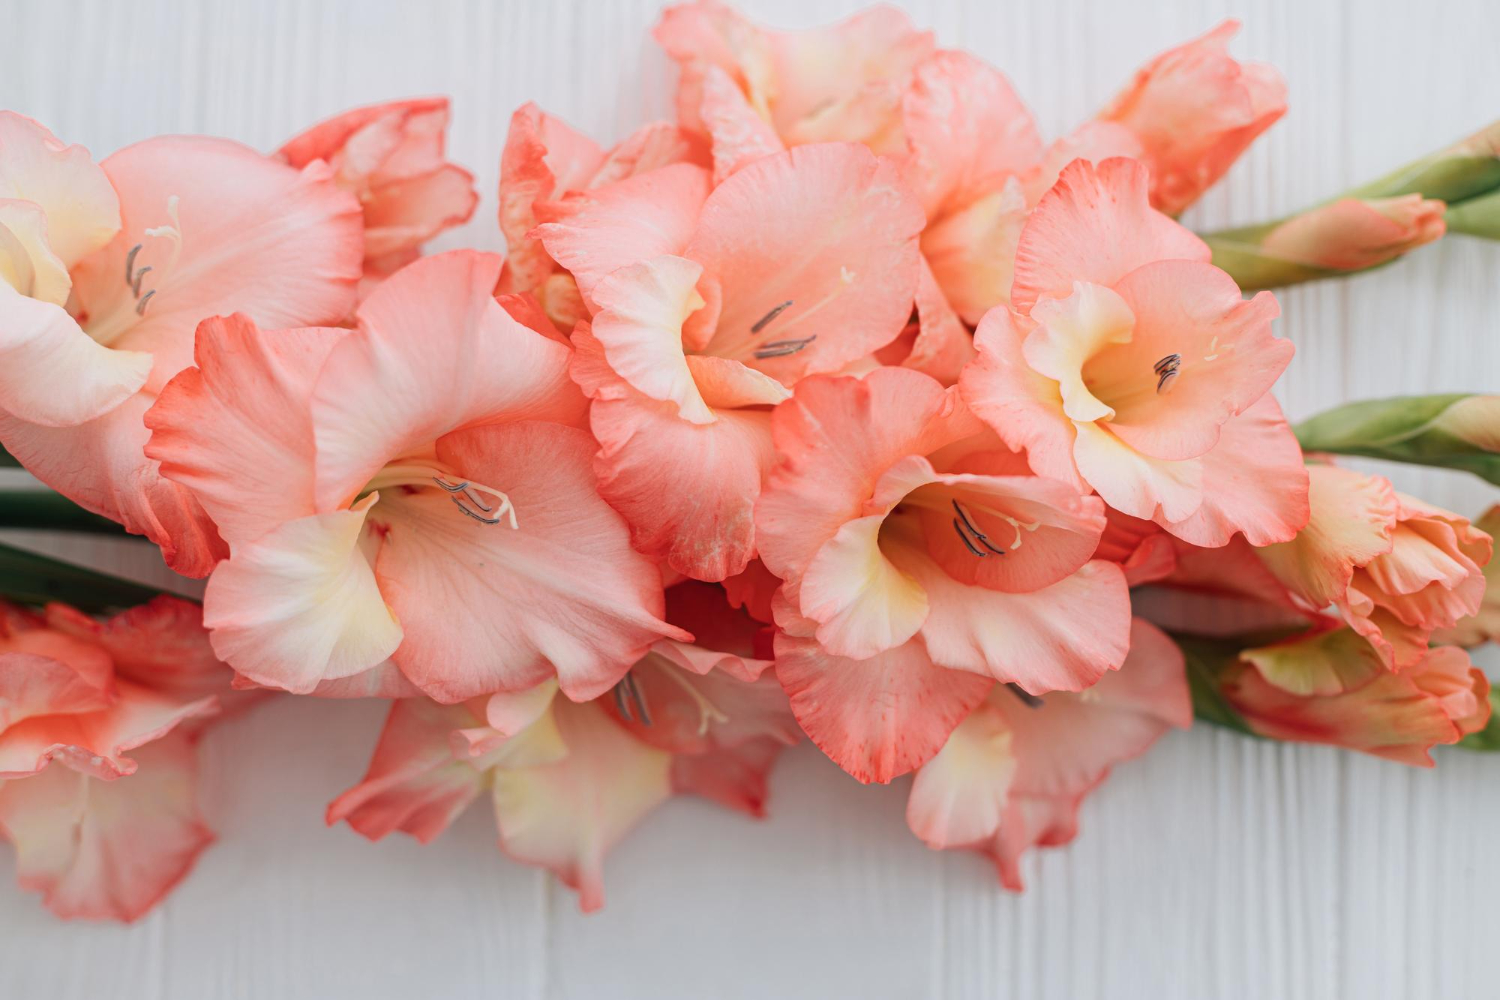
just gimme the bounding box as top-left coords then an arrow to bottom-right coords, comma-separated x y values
753,334 -> 817,359
432,477 -> 519,528
750,300 -> 793,333
1154,353 -> 1181,395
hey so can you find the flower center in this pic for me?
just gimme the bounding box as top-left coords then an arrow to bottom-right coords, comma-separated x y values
362,461 -> 519,529
87,195 -> 185,346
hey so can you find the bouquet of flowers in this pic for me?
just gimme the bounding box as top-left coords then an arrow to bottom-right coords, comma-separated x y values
0,1 -> 1495,922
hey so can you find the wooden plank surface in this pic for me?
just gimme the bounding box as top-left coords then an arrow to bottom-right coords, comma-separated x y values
1,1 -> 1496,996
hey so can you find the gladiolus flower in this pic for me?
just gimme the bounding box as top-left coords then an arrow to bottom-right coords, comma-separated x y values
0,598 -> 225,921
1222,642 -> 1491,766
329,580 -> 798,910
961,157 -> 1307,547
654,1 -> 934,153
279,97 -> 479,283
1434,505 -> 1500,648
0,112 -> 364,576
1258,195 -> 1447,274
495,103 -> 708,329
905,619 -> 1191,890
1098,20 -> 1287,215
756,367 -> 1131,783
145,250 -> 684,702
1257,465 -> 1492,678
535,143 -> 923,581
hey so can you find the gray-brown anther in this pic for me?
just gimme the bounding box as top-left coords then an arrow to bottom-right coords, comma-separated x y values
753,334 -> 816,359
432,477 -> 518,528
951,499 -> 1006,557
1153,353 -> 1181,394
613,672 -> 652,726
750,300 -> 793,333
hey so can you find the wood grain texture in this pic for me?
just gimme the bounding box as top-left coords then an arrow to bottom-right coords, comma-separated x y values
1,1 -> 1497,997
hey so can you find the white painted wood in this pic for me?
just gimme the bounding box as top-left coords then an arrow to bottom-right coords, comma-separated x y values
1,0 -> 1497,996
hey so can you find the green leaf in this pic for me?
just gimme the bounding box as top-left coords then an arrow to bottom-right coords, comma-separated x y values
0,540 -> 173,613
0,445 -> 18,468
1174,635 -> 1259,737
1457,687 -> 1500,752
1295,394 -> 1500,486
0,489 -> 131,535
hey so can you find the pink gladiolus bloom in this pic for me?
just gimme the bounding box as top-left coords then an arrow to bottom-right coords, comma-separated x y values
1259,195 -> 1447,272
961,157 -> 1308,547
496,103 -> 709,329
1223,643 -> 1491,766
1433,505 -> 1500,648
0,112 -> 364,576
756,367 -> 1131,783
1257,465 -> 1492,678
145,250 -> 684,702
328,581 -> 798,910
0,599 -> 225,921
899,52 -> 1143,338
1098,20 -> 1287,215
535,143 -> 923,581
905,619 -> 1191,890
279,97 -> 479,283
654,1 -> 934,153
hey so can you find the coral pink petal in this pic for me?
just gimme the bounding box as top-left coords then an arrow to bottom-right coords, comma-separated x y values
145,314 -> 346,546
377,421 -> 683,703
490,699 -> 671,912
74,135 -> 363,392
896,553 -> 1132,694
0,680 -> 215,780
686,143 -> 924,380
1099,262 -> 1287,460
775,632 -> 991,784
533,162 -> 711,303
1155,395 -> 1309,547
311,251 -> 585,509
699,65 -> 786,183
0,282 -> 150,427
1010,158 -> 1209,313
327,698 -> 486,843
0,731 -> 213,922
757,367 -> 958,582
203,497 -> 403,694
901,50 -> 1043,217
0,112 -> 120,270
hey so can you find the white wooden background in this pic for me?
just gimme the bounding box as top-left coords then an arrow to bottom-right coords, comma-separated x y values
2,1 -> 1498,997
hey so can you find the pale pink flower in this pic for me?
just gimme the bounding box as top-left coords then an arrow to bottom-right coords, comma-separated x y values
905,619 -> 1190,889
1433,505 -> 1500,648
145,251 -> 683,702
756,367 -> 1131,783
960,157 -> 1307,547
1255,465 -> 1492,684
535,143 -> 923,581
328,581 -> 798,910
1098,20 -> 1287,215
654,1 -> 934,153
0,599 -> 225,921
1223,644 -> 1490,766
279,97 -> 479,282
496,102 -> 708,328
0,112 -> 364,576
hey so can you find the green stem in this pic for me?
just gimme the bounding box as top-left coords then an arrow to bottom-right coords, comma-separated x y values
0,540 -> 177,612
0,490 -> 132,535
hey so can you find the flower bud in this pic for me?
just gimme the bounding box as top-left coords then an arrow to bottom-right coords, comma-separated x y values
1098,20 -> 1286,216
1295,394 -> 1500,484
